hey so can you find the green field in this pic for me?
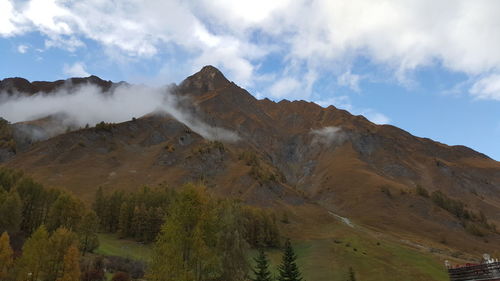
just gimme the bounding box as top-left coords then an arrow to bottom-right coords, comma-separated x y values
96,225 -> 449,281
95,233 -> 153,262
258,237 -> 448,281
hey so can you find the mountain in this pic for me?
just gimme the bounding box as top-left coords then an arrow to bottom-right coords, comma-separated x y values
1,66 -> 500,280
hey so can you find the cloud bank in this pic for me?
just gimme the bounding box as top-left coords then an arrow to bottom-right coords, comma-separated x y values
2,0 -> 500,101
311,126 -> 346,145
0,84 -> 239,142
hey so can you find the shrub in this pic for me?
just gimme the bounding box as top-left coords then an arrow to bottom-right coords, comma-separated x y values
415,185 -> 429,198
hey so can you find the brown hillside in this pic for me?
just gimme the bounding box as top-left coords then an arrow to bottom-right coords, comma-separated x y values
1,66 -> 500,262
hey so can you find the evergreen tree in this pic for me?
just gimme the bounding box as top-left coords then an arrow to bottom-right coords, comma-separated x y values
0,190 -> 22,234
16,225 -> 50,281
0,232 -> 14,280
56,245 -> 81,281
277,239 -> 303,281
79,211 -> 100,255
118,201 -> 133,238
348,267 -> 356,281
252,249 -> 272,281
93,187 -> 105,221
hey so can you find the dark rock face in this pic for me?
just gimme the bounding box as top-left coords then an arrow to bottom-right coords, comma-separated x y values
0,75 -> 115,96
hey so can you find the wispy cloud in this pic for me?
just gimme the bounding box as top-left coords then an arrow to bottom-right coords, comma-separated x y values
469,74 -> 500,101
63,62 -> 90,77
0,83 -> 240,142
17,44 -> 28,54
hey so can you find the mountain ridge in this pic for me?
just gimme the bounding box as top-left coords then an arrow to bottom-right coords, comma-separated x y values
1,66 -> 500,265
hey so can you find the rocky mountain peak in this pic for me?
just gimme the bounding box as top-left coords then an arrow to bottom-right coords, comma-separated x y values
179,65 -> 232,94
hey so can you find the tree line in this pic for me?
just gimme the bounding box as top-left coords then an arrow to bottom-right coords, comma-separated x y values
93,185 -> 281,248
1,166 -> 292,280
0,167 -> 99,253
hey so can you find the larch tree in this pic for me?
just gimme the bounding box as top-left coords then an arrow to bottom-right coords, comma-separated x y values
45,227 -> 78,281
0,232 -> 14,280
79,211 -> 100,255
56,245 -> 81,281
16,225 -> 49,281
277,239 -> 303,281
216,201 -> 248,281
47,194 -> 83,232
0,189 -> 22,234
148,184 -> 221,281
252,249 -> 272,281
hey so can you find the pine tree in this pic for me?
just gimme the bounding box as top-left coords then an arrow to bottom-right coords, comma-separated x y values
0,232 -> 14,280
56,245 -> 81,281
252,249 -> 272,281
348,267 -> 356,281
277,239 -> 303,281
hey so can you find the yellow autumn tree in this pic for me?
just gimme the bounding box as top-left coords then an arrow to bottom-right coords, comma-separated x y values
56,245 -> 81,281
0,232 -> 14,280
16,226 -> 49,281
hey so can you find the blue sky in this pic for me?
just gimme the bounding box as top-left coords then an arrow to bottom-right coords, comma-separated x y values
1,0 -> 499,160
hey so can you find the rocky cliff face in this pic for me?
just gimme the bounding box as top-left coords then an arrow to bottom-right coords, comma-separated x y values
1,66 -> 500,256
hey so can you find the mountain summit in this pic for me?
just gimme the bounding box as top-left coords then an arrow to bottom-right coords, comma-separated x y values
1,67 -> 500,266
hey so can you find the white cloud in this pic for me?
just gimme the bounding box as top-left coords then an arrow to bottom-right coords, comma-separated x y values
63,62 -> 90,77
314,96 -> 390,125
17,44 -> 28,54
2,0 -> 500,102
0,84 -> 239,142
337,71 -> 361,92
469,74 -> 500,101
311,126 -> 345,145
362,111 -> 391,125
0,0 -> 24,36
268,77 -> 302,98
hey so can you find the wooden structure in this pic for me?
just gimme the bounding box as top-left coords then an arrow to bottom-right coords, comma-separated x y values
448,261 -> 500,281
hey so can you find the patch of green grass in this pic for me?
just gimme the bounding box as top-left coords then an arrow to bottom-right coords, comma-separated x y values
250,227 -> 449,281
95,233 -> 152,262
98,226 -> 448,281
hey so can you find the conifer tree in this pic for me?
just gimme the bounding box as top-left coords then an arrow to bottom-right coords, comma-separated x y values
16,225 -> 50,281
0,190 -> 22,233
46,227 -> 78,281
148,184 -> 221,281
0,232 -> 14,280
277,239 -> 303,281
348,267 -> 356,281
56,245 -> 81,281
93,187 -> 105,224
252,249 -> 272,281
79,211 -> 100,255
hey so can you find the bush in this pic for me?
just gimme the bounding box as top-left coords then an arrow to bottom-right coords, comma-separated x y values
95,121 -> 114,132
415,185 -> 429,198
